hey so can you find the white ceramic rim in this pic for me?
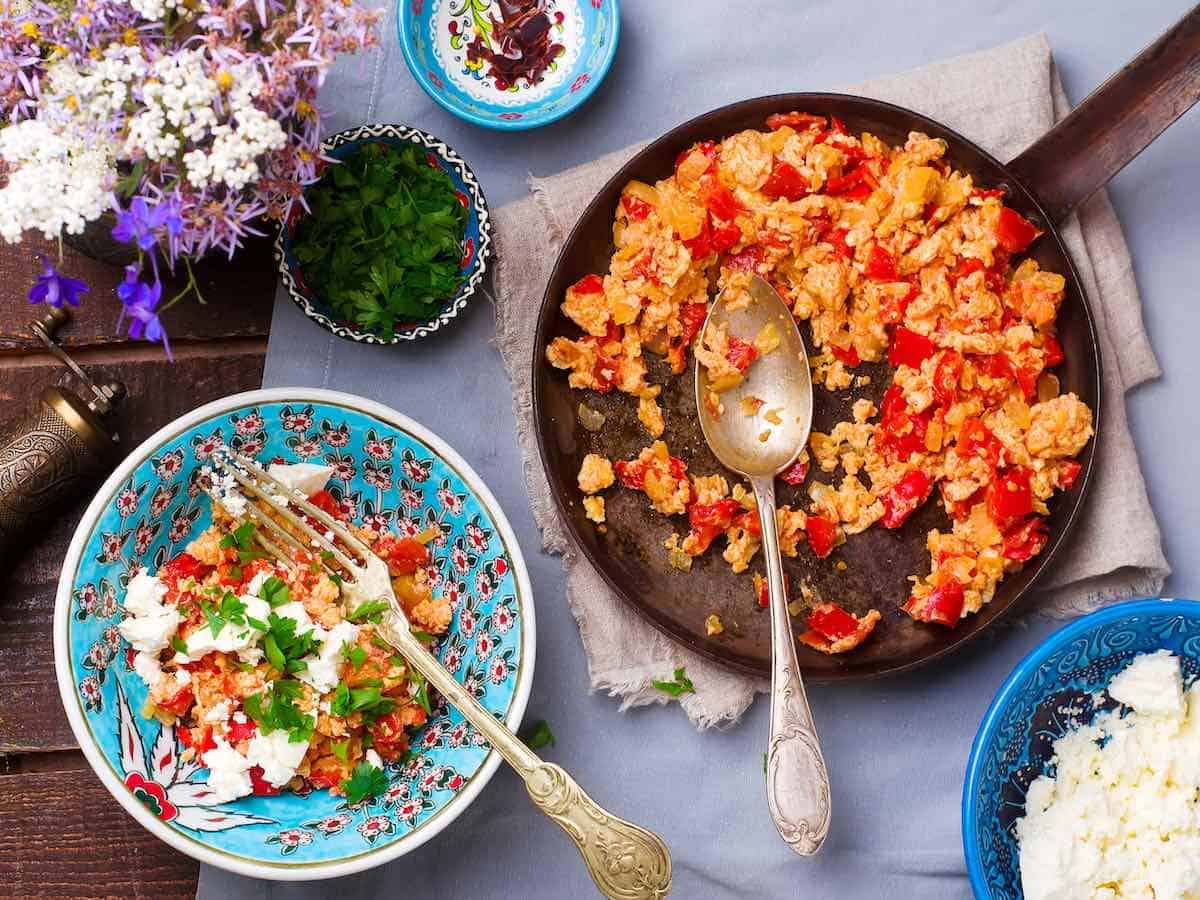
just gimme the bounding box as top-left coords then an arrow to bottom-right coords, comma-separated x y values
53,387 -> 537,881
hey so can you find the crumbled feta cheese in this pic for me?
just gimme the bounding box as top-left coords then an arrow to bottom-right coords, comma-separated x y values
296,621 -> 359,695
271,600 -> 320,637
365,749 -> 384,771
132,651 -> 163,690
246,724 -> 313,788
117,570 -> 181,653
266,462 -> 334,498
208,466 -> 248,518
244,569 -> 272,597
232,711 -> 247,725
203,737 -> 253,803
173,668 -> 191,686
204,700 -> 232,725
237,646 -> 265,666
1016,652 -> 1200,899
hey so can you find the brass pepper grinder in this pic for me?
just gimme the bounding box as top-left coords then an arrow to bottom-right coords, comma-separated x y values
0,306 -> 127,563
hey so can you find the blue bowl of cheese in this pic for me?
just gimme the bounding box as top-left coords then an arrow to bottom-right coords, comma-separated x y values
963,598 -> 1200,899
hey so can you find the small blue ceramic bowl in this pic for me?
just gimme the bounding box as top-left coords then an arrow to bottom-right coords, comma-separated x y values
962,598 -> 1200,898
276,124 -> 492,344
54,389 -> 535,880
397,0 -> 620,130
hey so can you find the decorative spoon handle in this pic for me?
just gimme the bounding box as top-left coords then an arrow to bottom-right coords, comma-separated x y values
753,477 -> 832,856
381,618 -> 673,898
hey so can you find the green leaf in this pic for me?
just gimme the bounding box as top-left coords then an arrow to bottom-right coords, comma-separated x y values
340,761 -> 389,805
242,680 -> 314,744
342,644 -> 368,671
347,600 -> 390,624
264,634 -> 287,673
259,576 -> 291,608
331,738 -> 350,763
651,667 -> 695,698
170,635 -> 188,656
518,719 -> 556,750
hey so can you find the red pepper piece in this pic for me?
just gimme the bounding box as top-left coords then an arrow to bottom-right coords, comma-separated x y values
708,219 -> 742,254
864,243 -> 897,281
958,418 -> 1003,468
761,160 -> 810,201
765,112 -> 826,131
903,579 -> 965,627
779,460 -> 809,485
159,685 -> 194,716
1043,335 -> 1065,367
699,175 -> 743,221
1057,460 -> 1082,491
571,274 -> 605,295
307,488 -> 345,521
727,337 -> 759,372
1002,516 -> 1049,562
888,327 -> 936,369
226,716 -> 257,745
880,470 -> 933,529
807,603 -> 860,641
806,515 -> 839,559
880,281 -> 918,325
725,245 -> 762,274
994,207 -> 1041,253
875,384 -> 931,464
932,350 -> 964,407
375,535 -> 430,576
249,765 -> 282,796
613,459 -> 646,490
987,467 -> 1034,526
829,343 -> 860,367
732,510 -> 762,537
622,195 -> 653,221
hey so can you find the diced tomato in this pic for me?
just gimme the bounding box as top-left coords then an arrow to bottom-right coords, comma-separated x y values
622,195 -> 653,221
807,604 -> 860,641
950,256 -> 1008,293
709,218 -> 742,254
825,165 -> 873,198
806,515 -> 839,559
987,468 -> 1033,526
875,384 -> 931,463
688,499 -> 742,530
880,281 -> 918,326
249,765 -> 282,796
159,685 -> 194,717
889,327 -> 936,369
994,207 -> 1041,253
725,245 -> 762,273
632,248 -> 658,283
757,575 -> 769,609
180,724 -> 216,761
947,486 -> 986,522
902,579 -> 965,628
779,460 -> 809,485
864,243 -> 897,281
668,456 -> 688,481
374,535 -> 430,576
668,302 -> 710,373
830,343 -> 860,367
732,510 -> 762,537
307,767 -> 343,790
682,215 -> 712,260
798,603 -> 880,654
675,140 -> 718,175
161,552 -> 211,586
307,488 -> 345,521
572,273 -> 605,295
614,459 -> 646,490
226,716 -> 257,745
371,710 -> 415,762
1057,460 -> 1082,491
880,470 -> 933,529
1043,335 -> 1065,367
699,175 -> 743,221
761,160 -> 809,201
591,349 -> 618,394
957,418 -> 1003,468
727,337 -> 759,372
932,350 -> 964,407
1002,516 -> 1049,562
765,112 -> 826,131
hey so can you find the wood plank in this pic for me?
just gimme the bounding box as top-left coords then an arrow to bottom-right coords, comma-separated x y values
0,759 -> 198,897
0,234 -> 275,351
0,345 -> 265,753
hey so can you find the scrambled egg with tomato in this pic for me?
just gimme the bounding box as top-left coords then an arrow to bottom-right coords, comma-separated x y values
547,112 -> 1093,654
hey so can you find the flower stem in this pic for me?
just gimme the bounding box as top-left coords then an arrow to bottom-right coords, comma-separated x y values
162,257 -> 203,309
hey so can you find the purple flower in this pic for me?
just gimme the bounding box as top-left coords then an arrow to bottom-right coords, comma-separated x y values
111,197 -> 182,252
28,255 -> 89,308
117,265 -> 172,360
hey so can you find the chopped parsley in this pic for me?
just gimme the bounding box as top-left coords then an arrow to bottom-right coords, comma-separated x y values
331,738 -> 350,763
201,591 -> 248,638
242,680 -> 314,744
219,520 -> 265,563
170,635 -> 188,656
651,667 -> 695,698
409,670 -> 432,716
411,630 -> 434,644
258,576 -> 291,608
519,719 -> 556,750
347,600 -> 390,624
342,644 -> 368,672
340,761 -> 389,805
262,612 -> 319,675
329,679 -> 395,723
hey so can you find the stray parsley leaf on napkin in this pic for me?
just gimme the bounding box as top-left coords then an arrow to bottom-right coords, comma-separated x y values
651,667 -> 695,698
291,142 -> 468,339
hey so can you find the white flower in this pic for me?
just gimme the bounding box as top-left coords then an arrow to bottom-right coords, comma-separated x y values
0,120 -> 114,242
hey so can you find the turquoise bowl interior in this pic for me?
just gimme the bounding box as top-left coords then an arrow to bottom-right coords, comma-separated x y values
275,124 -> 492,344
55,389 -> 533,879
397,0 -> 620,130
962,598 -> 1200,898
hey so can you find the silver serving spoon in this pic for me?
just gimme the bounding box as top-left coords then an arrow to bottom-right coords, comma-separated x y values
695,274 -> 831,856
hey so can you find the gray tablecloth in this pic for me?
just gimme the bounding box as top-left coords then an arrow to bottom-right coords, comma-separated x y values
199,1 -> 1200,897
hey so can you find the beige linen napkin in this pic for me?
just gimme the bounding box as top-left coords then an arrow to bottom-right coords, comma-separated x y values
492,34 -> 1170,728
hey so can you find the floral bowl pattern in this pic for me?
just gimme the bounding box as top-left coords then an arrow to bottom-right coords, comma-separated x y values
397,0 -> 620,130
962,598 -> 1200,898
54,389 -> 535,880
275,124 -> 493,344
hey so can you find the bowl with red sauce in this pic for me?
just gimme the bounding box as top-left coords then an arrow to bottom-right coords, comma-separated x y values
398,0 -> 620,130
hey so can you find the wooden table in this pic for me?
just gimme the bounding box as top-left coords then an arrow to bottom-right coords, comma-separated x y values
0,237 -> 276,897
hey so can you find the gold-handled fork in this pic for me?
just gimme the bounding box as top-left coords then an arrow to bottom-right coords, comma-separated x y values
206,452 -> 672,900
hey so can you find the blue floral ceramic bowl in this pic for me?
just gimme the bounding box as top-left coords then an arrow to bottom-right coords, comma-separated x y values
54,388 -> 535,880
275,124 -> 493,344
397,0 -> 620,130
962,598 -> 1200,898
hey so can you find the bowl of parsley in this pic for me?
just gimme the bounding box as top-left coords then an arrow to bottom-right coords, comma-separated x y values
277,124 -> 493,343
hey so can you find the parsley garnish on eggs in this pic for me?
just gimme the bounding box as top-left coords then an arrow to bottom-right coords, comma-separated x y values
291,142 -> 469,339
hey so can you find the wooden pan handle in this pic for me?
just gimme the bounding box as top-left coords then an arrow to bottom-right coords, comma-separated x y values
1008,4 -> 1200,223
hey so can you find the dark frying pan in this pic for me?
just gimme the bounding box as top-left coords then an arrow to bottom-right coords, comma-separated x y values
532,9 -> 1200,680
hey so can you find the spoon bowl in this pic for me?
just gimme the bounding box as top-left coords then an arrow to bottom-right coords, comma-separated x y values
695,274 -> 832,857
